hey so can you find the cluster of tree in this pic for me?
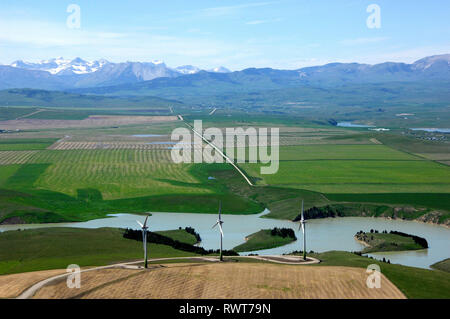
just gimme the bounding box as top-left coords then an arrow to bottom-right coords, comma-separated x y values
292,205 -> 343,221
389,230 -> 428,249
123,228 -> 238,256
270,227 -> 296,239
179,226 -> 201,243
355,231 -> 373,242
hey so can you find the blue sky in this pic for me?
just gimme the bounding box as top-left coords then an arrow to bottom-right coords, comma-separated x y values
0,0 -> 449,69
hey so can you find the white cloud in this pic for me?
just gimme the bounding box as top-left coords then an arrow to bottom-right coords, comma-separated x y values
197,1 -> 276,17
246,18 -> 281,25
340,37 -> 389,46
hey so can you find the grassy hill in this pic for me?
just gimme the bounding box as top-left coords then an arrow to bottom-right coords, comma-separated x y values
431,258 -> 450,273
234,229 -> 296,252
0,227 -> 198,275
0,88 -> 182,108
354,231 -> 427,253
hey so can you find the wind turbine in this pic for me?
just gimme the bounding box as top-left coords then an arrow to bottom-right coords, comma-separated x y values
136,215 -> 150,268
298,200 -> 307,261
212,201 -> 224,261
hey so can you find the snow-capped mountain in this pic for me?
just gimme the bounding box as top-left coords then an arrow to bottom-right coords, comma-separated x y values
208,66 -> 231,73
11,57 -> 109,75
9,58 -> 231,77
174,65 -> 201,74
3,54 -> 447,92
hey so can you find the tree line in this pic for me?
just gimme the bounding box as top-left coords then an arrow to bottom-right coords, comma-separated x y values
293,205 -> 343,221
123,228 -> 238,256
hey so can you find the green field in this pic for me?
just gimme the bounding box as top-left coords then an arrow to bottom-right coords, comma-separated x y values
0,227 -> 197,275
0,158 -> 263,224
26,150 -> 212,199
233,229 -> 296,252
242,144 -> 450,194
325,193 -> 450,211
0,138 -> 57,151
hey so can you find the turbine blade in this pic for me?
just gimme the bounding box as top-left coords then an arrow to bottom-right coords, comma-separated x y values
218,201 -> 222,220
212,221 -> 218,229
301,223 -> 305,233
143,215 -> 149,228
136,220 -> 144,228
298,222 -> 302,231
218,223 -> 224,237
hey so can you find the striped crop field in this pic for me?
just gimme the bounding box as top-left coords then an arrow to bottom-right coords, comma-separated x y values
49,141 -> 202,151
30,150 -> 213,199
0,151 -> 38,165
0,149 -> 215,200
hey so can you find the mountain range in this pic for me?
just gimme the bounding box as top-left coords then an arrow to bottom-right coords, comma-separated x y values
0,57 -> 231,90
0,54 -> 448,97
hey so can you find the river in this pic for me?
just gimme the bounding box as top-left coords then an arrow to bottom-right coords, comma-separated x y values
1,210 -> 449,269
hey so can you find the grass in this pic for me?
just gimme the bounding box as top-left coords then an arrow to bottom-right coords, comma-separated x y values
355,232 -> 425,253
325,193 -> 450,211
243,159 -> 450,193
27,150 -> 213,199
0,227 -> 198,275
309,251 -> 450,299
233,229 -> 296,252
0,162 -> 263,223
431,258 -> 450,273
0,138 -> 57,151
155,229 -> 198,245
236,144 -> 420,161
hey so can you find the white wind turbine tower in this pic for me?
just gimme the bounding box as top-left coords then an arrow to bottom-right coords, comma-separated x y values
136,215 -> 150,268
212,201 -> 224,261
298,200 -> 307,261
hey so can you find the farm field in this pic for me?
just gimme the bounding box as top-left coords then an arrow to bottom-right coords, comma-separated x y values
0,117 -> 448,224
0,115 -> 178,130
0,138 -> 57,151
31,263 -> 405,299
242,144 -> 450,193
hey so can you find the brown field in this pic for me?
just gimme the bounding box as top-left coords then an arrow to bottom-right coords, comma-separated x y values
0,115 -> 178,130
0,269 -> 65,298
32,263 -> 405,299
